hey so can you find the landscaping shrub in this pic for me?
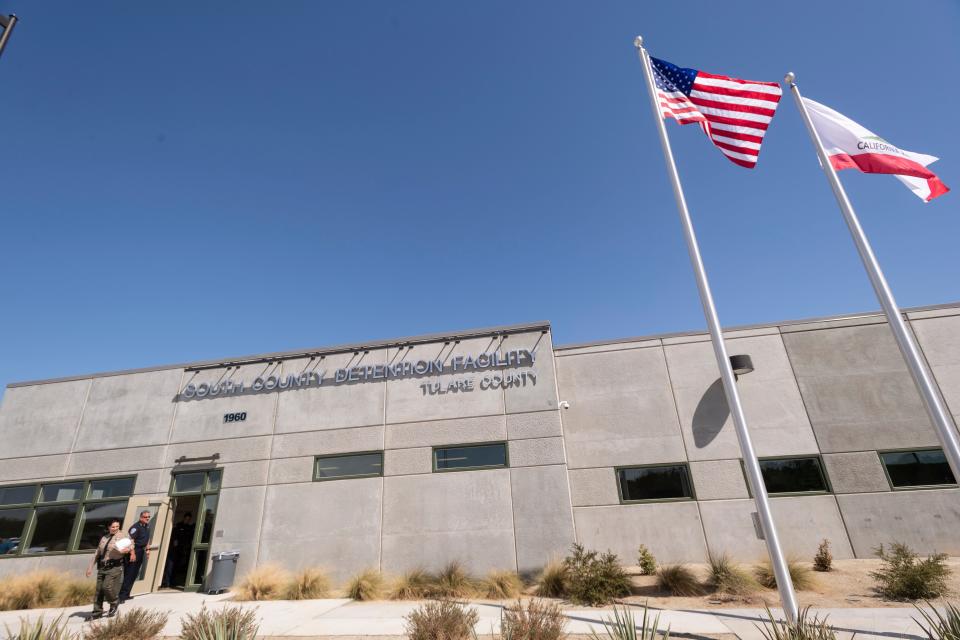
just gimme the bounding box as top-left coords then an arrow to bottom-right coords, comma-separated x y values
656,564 -> 704,597
562,544 -> 631,606
430,561 -> 477,599
284,567 -> 331,600
480,570 -> 523,600
871,542 -> 950,600
636,545 -> 657,576
0,572 -> 61,610
346,568 -> 385,601
85,608 -> 167,640
588,604 -> 669,640
404,600 -> 479,640
756,605 -> 837,640
390,568 -> 433,600
502,599 -> 566,640
181,606 -> 259,640
233,564 -> 289,601
914,601 -> 960,640
55,579 -> 96,607
3,614 -> 78,640
707,554 -> 759,596
535,561 -> 567,598
813,540 -> 833,573
755,559 -> 815,591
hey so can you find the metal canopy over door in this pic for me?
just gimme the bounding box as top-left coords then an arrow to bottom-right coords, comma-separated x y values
168,469 -> 221,592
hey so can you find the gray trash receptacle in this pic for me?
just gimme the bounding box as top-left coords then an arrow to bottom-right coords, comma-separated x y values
205,551 -> 240,594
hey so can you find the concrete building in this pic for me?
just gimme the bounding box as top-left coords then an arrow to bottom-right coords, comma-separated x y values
1,303 -> 958,594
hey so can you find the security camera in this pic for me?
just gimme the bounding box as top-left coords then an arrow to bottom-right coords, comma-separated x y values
559,400 -> 570,410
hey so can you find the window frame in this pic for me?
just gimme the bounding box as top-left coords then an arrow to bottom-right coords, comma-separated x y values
878,447 -> 958,491
615,462 -> 696,504
0,475 -> 137,559
312,451 -> 385,482
743,455 -> 832,497
432,442 -> 509,473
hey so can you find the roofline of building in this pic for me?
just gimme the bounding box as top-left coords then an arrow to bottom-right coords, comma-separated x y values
6,320 -> 553,389
554,299 -> 960,352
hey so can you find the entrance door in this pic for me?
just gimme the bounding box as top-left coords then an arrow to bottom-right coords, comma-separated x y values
121,500 -> 170,596
168,469 -> 222,592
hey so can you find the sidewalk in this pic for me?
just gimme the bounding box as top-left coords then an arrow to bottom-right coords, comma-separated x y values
0,592 -> 930,639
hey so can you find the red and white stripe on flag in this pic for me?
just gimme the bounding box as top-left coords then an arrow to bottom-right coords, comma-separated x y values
651,57 -> 782,169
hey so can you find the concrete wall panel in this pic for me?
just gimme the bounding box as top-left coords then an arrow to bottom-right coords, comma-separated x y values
67,446 -> 165,476
568,468 -> 619,507
698,496 -> 854,561
837,489 -> 960,556
221,460 -> 270,488
510,465 -> 576,572
508,437 -> 565,468
556,347 -> 685,469
506,411 -> 563,440
384,448 -> 431,476
822,452 -> 890,494
0,380 -> 89,458
911,315 -> 960,419
0,557 -> 42,578
0,455 -> 68,483
385,415 -> 506,450
73,369 -> 182,451
502,331 -> 559,414
275,353 -> 386,433
690,460 -> 749,501
666,335 -> 818,461
381,469 -> 516,574
266,457 -> 314,484
210,486 -> 266,579
164,436 -> 272,466
271,426 -> 383,460
573,502 -> 708,564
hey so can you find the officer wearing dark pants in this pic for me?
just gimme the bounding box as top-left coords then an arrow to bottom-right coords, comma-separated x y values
86,518 -> 132,619
118,510 -> 151,602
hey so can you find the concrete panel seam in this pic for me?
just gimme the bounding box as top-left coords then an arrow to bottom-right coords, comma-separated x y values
378,349 -> 389,574
255,366 -> 283,569
499,336 -> 522,572
64,379 -> 94,481
156,369 -> 185,495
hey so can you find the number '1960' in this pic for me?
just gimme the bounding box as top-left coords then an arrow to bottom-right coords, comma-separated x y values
223,412 -> 247,423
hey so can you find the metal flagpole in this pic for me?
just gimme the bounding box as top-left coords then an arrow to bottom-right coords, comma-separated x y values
0,14 -> 17,60
785,73 -> 960,484
634,37 -> 799,623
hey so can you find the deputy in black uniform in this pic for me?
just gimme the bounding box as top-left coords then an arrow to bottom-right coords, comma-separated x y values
118,510 -> 151,602
161,512 -> 195,588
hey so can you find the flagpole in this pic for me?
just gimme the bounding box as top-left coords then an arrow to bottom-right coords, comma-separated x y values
785,73 -> 960,485
0,15 -> 17,60
634,36 -> 799,624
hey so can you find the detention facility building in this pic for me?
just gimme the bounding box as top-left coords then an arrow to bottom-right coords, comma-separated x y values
0,302 -> 958,595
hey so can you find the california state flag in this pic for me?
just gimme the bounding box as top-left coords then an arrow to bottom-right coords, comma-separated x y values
803,97 -> 949,202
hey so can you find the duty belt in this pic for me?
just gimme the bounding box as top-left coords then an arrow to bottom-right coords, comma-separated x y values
99,558 -> 123,569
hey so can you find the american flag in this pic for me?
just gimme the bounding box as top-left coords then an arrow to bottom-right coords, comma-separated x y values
651,57 -> 782,169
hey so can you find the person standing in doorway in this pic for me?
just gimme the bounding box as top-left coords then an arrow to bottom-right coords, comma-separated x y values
86,518 -> 132,619
118,510 -> 151,602
160,512 -> 194,588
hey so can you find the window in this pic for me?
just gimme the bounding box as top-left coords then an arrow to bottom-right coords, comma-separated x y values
314,452 -> 384,480
617,464 -> 693,502
880,449 -> 957,489
433,443 -> 508,472
0,476 -> 135,558
757,457 -> 829,495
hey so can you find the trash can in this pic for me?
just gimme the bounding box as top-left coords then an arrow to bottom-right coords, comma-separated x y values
205,551 -> 240,594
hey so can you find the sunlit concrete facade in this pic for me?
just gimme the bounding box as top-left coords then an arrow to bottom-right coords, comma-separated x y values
1,303 -> 958,588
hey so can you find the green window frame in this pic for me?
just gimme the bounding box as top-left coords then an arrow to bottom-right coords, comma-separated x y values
879,448 -> 958,490
433,442 -> 509,472
169,468 -> 222,592
747,456 -> 831,496
0,475 -> 136,558
313,452 -> 384,481
616,463 -> 695,503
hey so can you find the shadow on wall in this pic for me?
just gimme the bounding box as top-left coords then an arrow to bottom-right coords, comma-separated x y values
692,378 -> 729,448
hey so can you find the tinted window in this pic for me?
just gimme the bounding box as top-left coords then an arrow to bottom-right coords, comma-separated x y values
618,465 -> 693,501
434,443 -> 507,471
315,453 -> 384,480
881,450 -> 957,488
0,485 -> 36,506
88,478 -> 135,500
77,501 -> 127,550
759,457 -> 828,494
40,483 -> 83,503
30,505 -> 79,552
0,508 -> 30,554
173,473 -> 205,494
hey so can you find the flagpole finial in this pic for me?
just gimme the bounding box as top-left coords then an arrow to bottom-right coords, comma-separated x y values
633,35 -> 644,49
784,72 -> 796,85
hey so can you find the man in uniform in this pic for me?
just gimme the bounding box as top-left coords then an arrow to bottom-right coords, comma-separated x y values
86,518 -> 133,619
160,511 -> 194,588
118,510 -> 151,603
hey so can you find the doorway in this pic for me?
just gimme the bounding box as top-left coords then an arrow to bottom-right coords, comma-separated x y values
164,469 -> 221,592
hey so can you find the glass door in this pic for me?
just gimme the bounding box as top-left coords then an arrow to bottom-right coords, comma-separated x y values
168,469 -> 221,592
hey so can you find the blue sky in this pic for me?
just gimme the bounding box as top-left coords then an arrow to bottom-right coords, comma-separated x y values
0,1 -> 957,391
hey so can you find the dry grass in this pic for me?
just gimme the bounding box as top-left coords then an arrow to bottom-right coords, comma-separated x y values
502,599 -> 567,640
479,570 -> 523,599
346,568 -> 385,601
390,568 -> 434,600
284,567 -> 331,600
755,559 -> 816,591
85,608 -> 168,640
536,561 -> 568,598
181,605 -> 259,640
431,561 -> 478,599
405,600 -> 479,640
707,554 -> 760,597
233,564 -> 290,601
55,578 -> 97,607
0,571 -> 61,610
657,564 -> 705,597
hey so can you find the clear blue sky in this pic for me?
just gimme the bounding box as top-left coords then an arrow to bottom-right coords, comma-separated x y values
1,1 -> 957,392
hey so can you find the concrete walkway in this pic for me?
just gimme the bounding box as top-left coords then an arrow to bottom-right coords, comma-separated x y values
0,592 -> 933,639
